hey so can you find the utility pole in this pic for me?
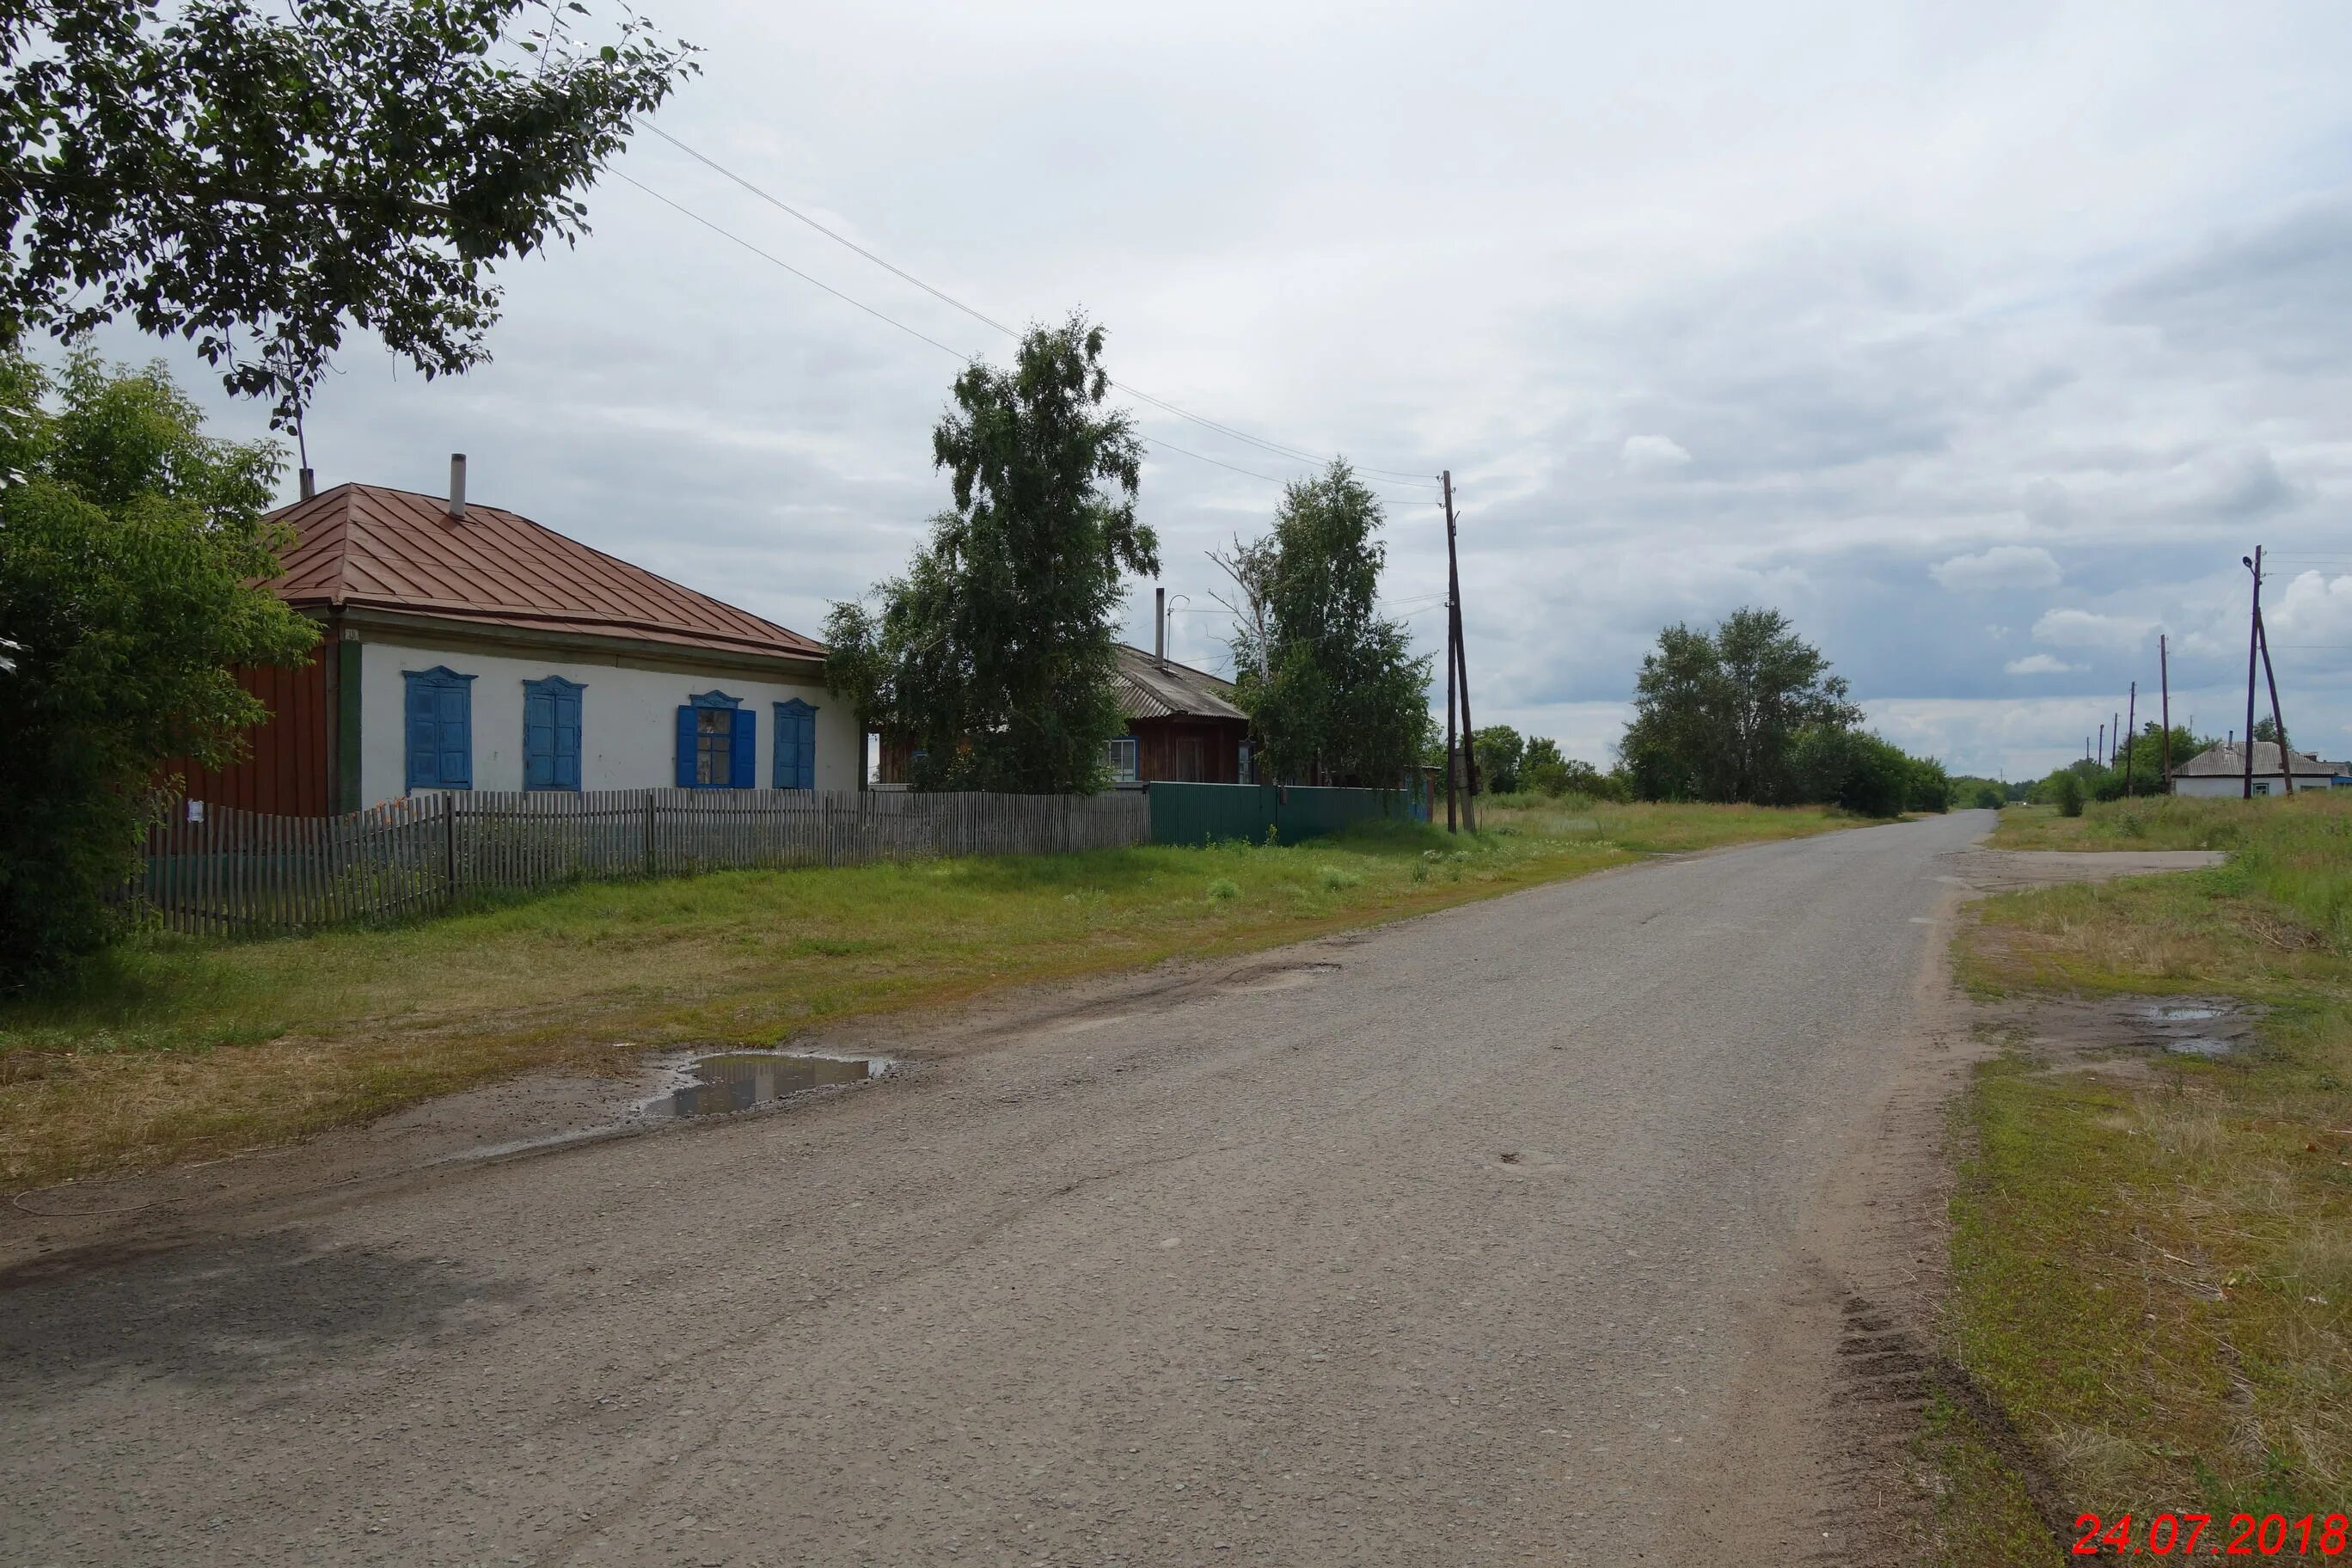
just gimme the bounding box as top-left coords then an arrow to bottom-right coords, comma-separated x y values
2154,629 -> 2173,789
1443,470 -> 1478,833
2259,609 -> 2295,796
1443,542 -> 1458,834
2122,682 -> 2136,796
2098,722 -> 2104,770
2243,548 -> 2263,799
2110,713 -> 2119,768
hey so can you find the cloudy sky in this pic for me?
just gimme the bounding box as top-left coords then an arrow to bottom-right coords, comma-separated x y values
83,0 -> 2352,780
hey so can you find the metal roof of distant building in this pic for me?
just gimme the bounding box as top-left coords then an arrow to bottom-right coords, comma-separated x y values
1115,643 -> 1246,723
2171,740 -> 2335,777
264,483 -> 824,661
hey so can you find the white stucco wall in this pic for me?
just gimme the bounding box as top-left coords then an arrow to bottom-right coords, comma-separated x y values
357,633 -> 854,805
2174,774 -> 2335,798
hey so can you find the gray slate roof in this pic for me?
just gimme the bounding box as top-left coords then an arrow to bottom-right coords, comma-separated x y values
2171,740 -> 2337,778
1116,643 -> 1246,724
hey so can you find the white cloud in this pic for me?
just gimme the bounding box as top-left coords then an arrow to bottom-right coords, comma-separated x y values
2033,608 -> 2157,650
1932,545 -> 2062,591
1618,434 -> 1692,474
2264,570 -> 2352,646
2005,653 -> 2077,674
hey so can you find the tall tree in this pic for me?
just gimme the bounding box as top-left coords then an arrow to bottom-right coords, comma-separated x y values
1472,725 -> 1525,795
824,315 -> 1156,793
1234,462 -> 1432,787
1,1 -> 695,425
0,352 -> 318,982
1620,608 -> 1859,802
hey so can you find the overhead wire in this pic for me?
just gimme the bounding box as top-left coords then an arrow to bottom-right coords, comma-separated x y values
640,125 -> 1441,490
620,171 -> 1294,487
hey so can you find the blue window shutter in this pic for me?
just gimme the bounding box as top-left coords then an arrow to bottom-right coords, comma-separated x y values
555,686 -> 581,791
405,676 -> 438,789
773,700 -> 818,789
524,689 -> 554,789
524,677 -> 584,791
440,684 -> 471,787
675,706 -> 697,789
405,667 -> 474,791
731,706 -> 756,788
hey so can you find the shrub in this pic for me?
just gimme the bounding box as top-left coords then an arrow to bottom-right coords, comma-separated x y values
1205,878 -> 1240,901
1316,866 -> 1363,891
0,353 -> 315,985
2055,772 -> 2086,817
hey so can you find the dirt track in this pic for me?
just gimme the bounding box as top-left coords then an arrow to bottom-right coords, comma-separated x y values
0,814 -> 2220,1565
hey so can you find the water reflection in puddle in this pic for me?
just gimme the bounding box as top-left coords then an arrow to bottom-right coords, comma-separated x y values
2147,1004 -> 2226,1024
644,1052 -> 891,1120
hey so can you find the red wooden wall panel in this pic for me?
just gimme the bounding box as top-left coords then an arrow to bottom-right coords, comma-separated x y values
160,652 -> 334,816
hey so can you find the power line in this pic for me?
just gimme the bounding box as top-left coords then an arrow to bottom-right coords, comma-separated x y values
641,126 -> 1441,489
620,171 -> 1294,488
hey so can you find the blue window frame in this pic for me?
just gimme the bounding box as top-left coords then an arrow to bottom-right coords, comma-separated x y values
403,666 -> 475,791
773,699 -> 818,789
523,676 -> 585,791
1107,735 -> 1139,783
676,690 -> 755,789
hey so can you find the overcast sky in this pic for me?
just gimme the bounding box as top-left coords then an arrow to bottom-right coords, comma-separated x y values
82,0 -> 2352,780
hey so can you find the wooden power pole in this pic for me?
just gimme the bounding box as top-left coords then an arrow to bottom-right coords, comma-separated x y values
2122,683 -> 2136,796
1442,470 -> 1478,833
2259,609 -> 2295,795
2159,634 -> 2171,794
1443,520 -> 1458,834
2243,548 -> 2263,800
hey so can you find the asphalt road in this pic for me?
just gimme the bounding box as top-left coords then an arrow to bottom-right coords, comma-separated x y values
1,810 -> 1997,1566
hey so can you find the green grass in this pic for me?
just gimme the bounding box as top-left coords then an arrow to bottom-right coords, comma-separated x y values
1988,796 -> 2263,853
1943,792 -> 2352,1554
0,799 -> 1857,1192
1917,1387 -> 2061,1564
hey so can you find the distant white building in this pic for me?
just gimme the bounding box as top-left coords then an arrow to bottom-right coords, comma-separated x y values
2169,740 -> 2342,798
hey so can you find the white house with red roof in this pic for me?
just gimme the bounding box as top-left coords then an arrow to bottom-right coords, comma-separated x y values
177,458 -> 854,814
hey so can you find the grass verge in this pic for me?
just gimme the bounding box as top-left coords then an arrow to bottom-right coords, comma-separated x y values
1939,793 -> 2352,1559
0,799 -> 1856,1192
1988,796 -> 2263,853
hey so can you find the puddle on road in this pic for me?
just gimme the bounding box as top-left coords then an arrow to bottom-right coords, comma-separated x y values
2147,1004 -> 2226,1024
642,1051 -> 892,1120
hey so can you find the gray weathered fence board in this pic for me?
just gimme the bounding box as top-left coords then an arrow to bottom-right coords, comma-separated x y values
128,787 -> 1149,937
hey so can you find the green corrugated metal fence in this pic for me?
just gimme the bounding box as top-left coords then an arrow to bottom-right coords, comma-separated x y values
1146,782 -> 1420,845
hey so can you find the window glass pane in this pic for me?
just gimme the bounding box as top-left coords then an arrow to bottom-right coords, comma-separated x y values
696,707 -> 732,787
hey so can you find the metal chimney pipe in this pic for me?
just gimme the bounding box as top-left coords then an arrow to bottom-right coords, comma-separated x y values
1155,585 -> 1166,666
448,453 -> 468,519
298,467 -> 315,500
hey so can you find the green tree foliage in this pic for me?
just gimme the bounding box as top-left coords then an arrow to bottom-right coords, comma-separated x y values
1230,462 -> 1431,787
1787,727 -> 1917,817
1519,738 -> 1625,801
1471,725 -> 1524,795
2055,769 -> 2086,817
824,315 -> 1155,794
1520,735 -> 1565,795
1620,608 -> 1861,802
0,352 -> 317,981
2112,721 -> 2207,794
1,1 -> 696,424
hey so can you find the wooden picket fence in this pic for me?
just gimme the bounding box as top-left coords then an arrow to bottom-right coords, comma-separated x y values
132,787 -> 1151,937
